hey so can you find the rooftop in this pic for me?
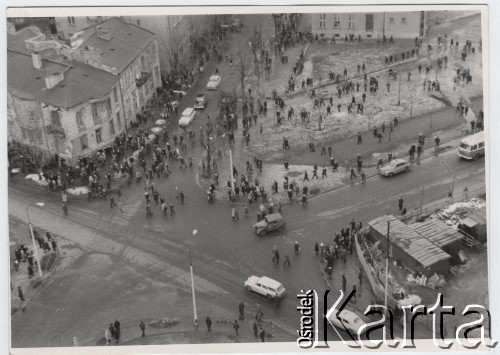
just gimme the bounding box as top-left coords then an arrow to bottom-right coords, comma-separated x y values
7,49 -> 117,109
369,215 -> 451,268
79,17 -> 156,74
412,219 -> 463,248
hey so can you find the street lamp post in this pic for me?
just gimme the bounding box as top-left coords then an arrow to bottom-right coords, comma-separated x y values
190,229 -> 198,327
26,202 -> 45,277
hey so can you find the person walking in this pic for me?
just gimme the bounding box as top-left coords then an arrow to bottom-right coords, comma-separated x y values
398,196 -> 404,211
357,132 -> 362,145
62,202 -> 68,216
314,241 -> 319,256
139,321 -> 146,337
17,286 -> 24,302
239,302 -> 245,320
259,326 -> 266,342
114,319 -> 121,344
104,326 -> 112,345
205,316 -> 212,332
253,322 -> 259,337
342,274 -> 347,292
233,320 -> 240,336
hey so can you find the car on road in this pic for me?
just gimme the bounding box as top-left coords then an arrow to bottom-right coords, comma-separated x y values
327,309 -> 367,336
253,212 -> 286,236
457,131 -> 484,160
379,158 -> 410,177
193,93 -> 208,109
178,107 -> 196,127
206,75 -> 221,90
244,275 -> 286,301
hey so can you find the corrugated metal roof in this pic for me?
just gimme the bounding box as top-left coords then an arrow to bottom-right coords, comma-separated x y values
369,215 -> 451,268
413,219 -> 463,248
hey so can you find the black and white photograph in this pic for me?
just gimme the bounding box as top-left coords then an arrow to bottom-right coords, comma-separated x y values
3,3 -> 496,353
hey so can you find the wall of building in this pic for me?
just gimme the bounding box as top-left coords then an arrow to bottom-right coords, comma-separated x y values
7,94 -> 50,150
311,12 -> 424,39
54,16 -> 105,39
118,39 -> 161,126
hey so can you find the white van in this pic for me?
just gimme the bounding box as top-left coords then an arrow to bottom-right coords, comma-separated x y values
457,131 -> 485,160
178,107 -> 196,127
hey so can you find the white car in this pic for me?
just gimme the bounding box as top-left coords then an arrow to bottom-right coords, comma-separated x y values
379,158 -> 410,177
178,107 -> 196,127
327,309 -> 366,335
244,276 -> 286,301
206,75 -> 221,90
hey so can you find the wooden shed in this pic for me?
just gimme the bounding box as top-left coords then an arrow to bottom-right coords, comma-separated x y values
412,219 -> 464,264
368,215 -> 451,276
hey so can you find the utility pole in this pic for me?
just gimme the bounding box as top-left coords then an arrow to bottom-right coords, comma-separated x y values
397,73 -> 401,106
229,149 -> 235,194
26,203 -> 45,277
419,186 -> 425,213
384,220 -> 390,312
190,229 -> 198,326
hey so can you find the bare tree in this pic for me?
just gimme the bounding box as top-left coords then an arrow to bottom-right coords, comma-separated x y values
236,45 -> 250,99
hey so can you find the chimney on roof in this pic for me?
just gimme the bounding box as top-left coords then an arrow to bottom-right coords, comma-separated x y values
45,72 -> 65,89
32,53 -> 42,69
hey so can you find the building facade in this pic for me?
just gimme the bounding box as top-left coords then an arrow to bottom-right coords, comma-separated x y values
7,17 -> 161,162
311,11 -> 427,39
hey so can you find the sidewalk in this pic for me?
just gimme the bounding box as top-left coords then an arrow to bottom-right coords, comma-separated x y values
205,100 -> 479,203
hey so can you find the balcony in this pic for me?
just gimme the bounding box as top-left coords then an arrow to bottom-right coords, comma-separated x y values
135,71 -> 151,88
46,124 -> 65,137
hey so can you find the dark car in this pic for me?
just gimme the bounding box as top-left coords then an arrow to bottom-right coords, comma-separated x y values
253,213 -> 286,236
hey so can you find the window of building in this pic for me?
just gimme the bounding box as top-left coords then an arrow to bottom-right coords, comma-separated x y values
401,17 -> 407,24
319,14 -> 327,29
348,14 -> 355,29
116,111 -> 122,130
51,110 -> 61,127
389,17 -> 395,24
76,109 -> 85,129
109,119 -> 115,135
95,128 -> 102,144
333,14 -> 341,28
92,104 -> 100,124
28,111 -> 35,121
80,134 -> 89,150
113,87 -> 118,103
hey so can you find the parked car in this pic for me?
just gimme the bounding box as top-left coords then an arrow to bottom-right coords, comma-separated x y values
327,309 -> 367,336
253,212 -> 286,236
178,107 -> 196,127
379,158 -> 410,177
244,275 -> 286,301
206,75 -> 221,90
193,93 -> 208,109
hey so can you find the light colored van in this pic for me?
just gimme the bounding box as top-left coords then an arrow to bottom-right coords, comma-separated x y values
457,131 -> 485,160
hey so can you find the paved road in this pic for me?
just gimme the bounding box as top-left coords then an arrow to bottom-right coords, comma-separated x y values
9,142 -> 485,343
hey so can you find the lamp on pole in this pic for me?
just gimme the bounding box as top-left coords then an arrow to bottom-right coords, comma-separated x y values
190,229 -> 199,326
26,202 -> 45,277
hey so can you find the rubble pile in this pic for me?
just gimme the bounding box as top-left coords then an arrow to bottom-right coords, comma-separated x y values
431,198 -> 486,227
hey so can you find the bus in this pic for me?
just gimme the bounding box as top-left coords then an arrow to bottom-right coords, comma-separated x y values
457,131 -> 485,160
